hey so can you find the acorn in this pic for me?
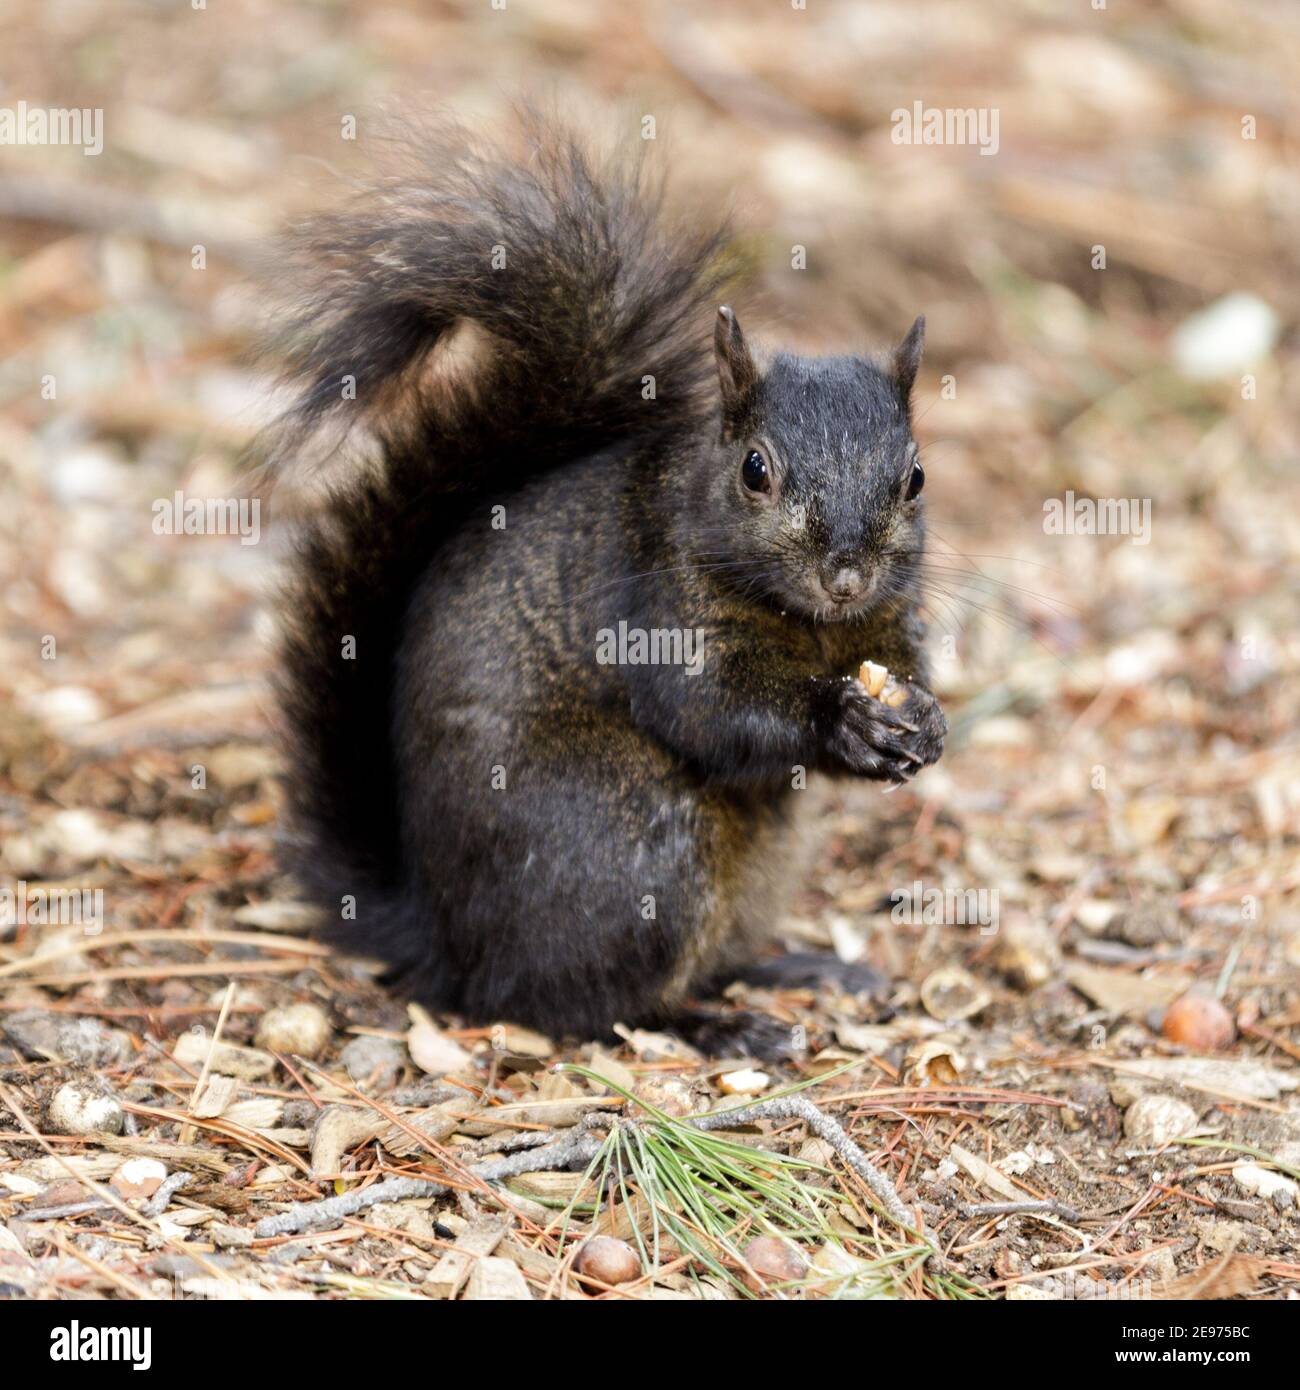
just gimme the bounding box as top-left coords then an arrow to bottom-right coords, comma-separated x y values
573,1236 -> 641,1289
1162,992 -> 1235,1051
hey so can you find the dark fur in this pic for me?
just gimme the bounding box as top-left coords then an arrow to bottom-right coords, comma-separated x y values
264,119 -> 945,1051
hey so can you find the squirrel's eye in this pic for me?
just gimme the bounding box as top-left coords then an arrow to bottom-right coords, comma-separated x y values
741,449 -> 770,494
905,460 -> 925,501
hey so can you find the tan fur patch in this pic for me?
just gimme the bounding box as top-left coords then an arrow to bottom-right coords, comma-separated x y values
413,317 -> 497,418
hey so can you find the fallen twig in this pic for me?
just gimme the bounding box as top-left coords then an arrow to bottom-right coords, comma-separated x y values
688,1095 -> 939,1258
961,1198 -> 1082,1223
144,1171 -> 195,1218
20,1199 -> 114,1222
253,1125 -> 606,1238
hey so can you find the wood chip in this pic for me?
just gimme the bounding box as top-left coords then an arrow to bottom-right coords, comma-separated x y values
309,1106 -> 386,1178
192,1073 -> 239,1119
464,1255 -> 532,1300
173,1031 -> 277,1080
948,1143 -> 1023,1202
425,1216 -> 508,1299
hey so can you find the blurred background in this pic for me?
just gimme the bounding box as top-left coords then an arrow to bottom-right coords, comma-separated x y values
1,1 -> 1297,1103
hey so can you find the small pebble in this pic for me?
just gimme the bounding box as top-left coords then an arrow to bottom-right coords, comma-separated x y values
111,1158 -> 167,1200
1122,1093 -> 1197,1147
340,1035 -> 405,1090
4,1010 -> 131,1068
255,1002 -> 332,1059
47,1080 -> 124,1136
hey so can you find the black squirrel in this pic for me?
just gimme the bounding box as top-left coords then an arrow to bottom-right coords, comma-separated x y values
262,120 -> 946,1059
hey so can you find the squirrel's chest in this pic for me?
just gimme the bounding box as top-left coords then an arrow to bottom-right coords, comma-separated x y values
813,624 -> 872,675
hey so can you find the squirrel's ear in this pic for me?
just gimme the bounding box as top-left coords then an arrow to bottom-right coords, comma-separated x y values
715,306 -> 758,430
893,314 -> 926,408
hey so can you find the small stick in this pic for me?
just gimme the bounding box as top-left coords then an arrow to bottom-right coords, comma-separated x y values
19,960 -> 305,989
689,1095 -> 939,1259
143,1171 -> 195,1218
961,1198 -> 1081,1223
0,929 -> 328,981
253,1126 -> 606,1238
180,981 -> 235,1145
256,1175 -> 449,1238
19,1199 -> 114,1222
253,1095 -> 936,1260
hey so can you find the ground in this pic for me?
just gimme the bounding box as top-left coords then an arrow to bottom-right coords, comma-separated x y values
0,0 -> 1297,1300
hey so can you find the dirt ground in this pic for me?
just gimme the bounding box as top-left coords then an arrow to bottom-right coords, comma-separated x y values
1,1 -> 1297,1299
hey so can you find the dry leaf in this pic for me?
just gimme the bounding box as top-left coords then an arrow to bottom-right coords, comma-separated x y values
1064,962 -> 1188,1016
407,1006 -> 473,1076
1123,796 -> 1181,847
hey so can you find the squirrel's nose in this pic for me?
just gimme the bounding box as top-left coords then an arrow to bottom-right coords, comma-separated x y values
821,564 -> 865,603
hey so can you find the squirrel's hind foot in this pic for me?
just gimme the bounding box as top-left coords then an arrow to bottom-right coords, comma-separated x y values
665,1007 -> 805,1063
733,950 -> 892,1005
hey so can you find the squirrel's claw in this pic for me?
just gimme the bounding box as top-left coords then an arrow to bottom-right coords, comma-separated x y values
825,679 -> 945,781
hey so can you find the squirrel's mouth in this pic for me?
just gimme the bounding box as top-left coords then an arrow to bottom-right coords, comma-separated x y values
809,564 -> 879,619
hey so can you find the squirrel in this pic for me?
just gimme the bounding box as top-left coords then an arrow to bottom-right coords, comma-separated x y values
261,119 -> 947,1059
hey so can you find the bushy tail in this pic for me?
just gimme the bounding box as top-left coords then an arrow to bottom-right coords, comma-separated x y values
260,117 -> 730,961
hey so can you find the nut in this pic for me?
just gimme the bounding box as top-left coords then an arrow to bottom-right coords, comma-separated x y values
1162,993 -> 1235,1051
573,1236 -> 641,1289
858,660 -> 889,697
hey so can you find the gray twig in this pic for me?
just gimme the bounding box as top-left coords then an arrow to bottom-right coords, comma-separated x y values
143,1171 -> 195,1218
20,1199 -> 113,1222
252,1126 -> 605,1238
961,1198 -> 1082,1223
689,1095 -> 939,1259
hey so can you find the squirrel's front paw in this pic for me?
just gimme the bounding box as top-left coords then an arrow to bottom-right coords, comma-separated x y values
823,678 -> 946,783
890,682 -> 947,771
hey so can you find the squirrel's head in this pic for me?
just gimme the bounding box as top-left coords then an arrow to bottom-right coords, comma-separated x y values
702,307 -> 927,624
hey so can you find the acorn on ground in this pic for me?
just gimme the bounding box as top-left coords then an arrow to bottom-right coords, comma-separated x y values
1162,992 -> 1235,1051
573,1236 -> 641,1289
